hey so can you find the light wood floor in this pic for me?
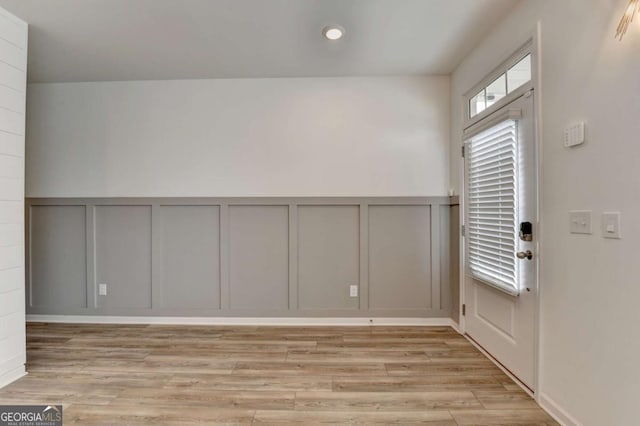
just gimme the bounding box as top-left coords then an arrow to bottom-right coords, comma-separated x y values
0,323 -> 558,425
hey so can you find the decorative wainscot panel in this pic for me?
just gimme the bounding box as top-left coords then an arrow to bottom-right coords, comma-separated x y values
27,197 -> 457,319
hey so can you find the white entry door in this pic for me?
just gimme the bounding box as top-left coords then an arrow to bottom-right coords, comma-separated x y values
463,91 -> 537,390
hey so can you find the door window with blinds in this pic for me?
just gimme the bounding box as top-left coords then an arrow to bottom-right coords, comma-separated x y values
464,116 -> 520,295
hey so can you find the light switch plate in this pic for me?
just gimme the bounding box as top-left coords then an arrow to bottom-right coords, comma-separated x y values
569,210 -> 592,234
349,285 -> 358,298
98,283 -> 107,296
564,122 -> 585,148
601,212 -> 621,239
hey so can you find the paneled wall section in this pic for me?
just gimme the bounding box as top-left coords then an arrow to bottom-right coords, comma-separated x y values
27,197 -> 456,318
0,8 -> 27,387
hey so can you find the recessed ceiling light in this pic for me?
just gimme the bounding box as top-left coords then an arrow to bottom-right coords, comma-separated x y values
323,25 -> 344,41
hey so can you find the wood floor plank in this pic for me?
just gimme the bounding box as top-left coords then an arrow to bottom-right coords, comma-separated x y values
253,409 -> 456,425
316,341 -> 451,351
0,323 -> 556,425
450,408 -> 558,425
27,347 -> 151,361
165,373 -> 332,392
8,371 -> 173,388
294,391 -> 482,411
82,359 -> 237,375
146,351 -> 287,362
472,389 -> 542,409
332,375 -> 505,392
118,388 -> 295,410
233,361 -> 389,376
64,404 -> 255,425
385,362 -> 502,376
286,349 -> 431,363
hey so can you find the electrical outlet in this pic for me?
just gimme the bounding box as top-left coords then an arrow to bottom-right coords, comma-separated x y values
349,285 -> 358,298
98,283 -> 108,296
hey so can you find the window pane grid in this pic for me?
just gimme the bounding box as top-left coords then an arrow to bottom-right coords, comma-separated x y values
466,119 -> 519,293
468,53 -> 531,119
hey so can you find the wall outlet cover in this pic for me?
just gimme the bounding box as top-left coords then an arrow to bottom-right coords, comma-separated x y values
98,283 -> 108,296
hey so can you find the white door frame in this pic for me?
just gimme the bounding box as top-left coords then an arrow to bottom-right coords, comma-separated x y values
458,24 -> 543,397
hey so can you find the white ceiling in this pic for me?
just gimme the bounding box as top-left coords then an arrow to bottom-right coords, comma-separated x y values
0,0 -> 520,83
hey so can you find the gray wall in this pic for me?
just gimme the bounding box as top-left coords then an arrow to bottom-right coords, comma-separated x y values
26,197 -> 457,318
449,201 -> 460,323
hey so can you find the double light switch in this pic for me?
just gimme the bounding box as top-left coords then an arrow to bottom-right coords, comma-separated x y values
569,210 -> 592,234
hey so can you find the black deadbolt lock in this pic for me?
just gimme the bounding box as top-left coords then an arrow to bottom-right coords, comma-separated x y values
519,221 -> 533,241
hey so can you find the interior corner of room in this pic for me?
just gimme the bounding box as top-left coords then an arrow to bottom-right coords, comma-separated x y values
0,1 -> 638,425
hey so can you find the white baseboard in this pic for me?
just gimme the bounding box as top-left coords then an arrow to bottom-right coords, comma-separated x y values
0,365 -> 26,389
538,392 -> 582,426
26,314 -> 458,327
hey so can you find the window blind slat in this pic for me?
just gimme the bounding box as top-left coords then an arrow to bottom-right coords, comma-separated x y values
470,250 -> 516,265
471,259 -> 515,277
470,142 -> 515,161
468,193 -> 515,201
470,120 -> 515,141
469,141 -> 516,160
474,242 -> 512,257
468,169 -> 514,180
471,269 -> 514,288
468,234 -> 514,242
468,199 -> 514,206
471,263 -> 514,282
465,118 -> 519,294
471,252 -> 516,271
471,154 -> 509,171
